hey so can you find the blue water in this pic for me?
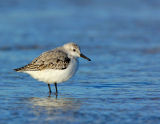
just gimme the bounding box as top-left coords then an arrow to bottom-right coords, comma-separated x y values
1,0 -> 160,123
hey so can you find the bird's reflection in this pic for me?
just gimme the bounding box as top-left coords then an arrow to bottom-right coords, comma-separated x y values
28,96 -> 81,112
27,97 -> 81,121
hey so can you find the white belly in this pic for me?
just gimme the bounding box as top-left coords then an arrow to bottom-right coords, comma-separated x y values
25,59 -> 79,84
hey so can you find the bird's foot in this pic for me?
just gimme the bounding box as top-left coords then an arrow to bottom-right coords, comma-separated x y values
48,91 -> 52,97
54,92 -> 58,96
54,92 -> 58,99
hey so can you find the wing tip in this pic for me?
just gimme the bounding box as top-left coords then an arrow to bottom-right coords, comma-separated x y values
13,67 -> 24,72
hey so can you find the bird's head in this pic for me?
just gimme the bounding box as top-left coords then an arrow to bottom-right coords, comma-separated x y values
63,42 -> 91,61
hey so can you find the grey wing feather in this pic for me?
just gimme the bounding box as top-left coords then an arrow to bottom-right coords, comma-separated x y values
14,49 -> 70,71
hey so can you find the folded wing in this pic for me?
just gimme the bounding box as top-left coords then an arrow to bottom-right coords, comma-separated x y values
14,49 -> 70,72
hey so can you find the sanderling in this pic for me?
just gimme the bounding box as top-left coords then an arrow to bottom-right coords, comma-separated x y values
14,42 -> 91,96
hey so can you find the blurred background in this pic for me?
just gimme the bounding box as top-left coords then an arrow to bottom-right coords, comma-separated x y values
1,0 -> 160,124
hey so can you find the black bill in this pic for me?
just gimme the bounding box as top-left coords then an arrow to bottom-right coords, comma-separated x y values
80,53 -> 91,61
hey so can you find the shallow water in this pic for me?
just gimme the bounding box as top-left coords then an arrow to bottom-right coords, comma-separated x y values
1,0 -> 160,124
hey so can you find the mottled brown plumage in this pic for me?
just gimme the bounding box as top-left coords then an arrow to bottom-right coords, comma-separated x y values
14,49 -> 70,71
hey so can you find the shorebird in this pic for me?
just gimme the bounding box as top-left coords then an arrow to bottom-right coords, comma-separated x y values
14,42 -> 91,96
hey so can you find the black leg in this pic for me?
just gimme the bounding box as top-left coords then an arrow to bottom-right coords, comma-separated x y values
54,83 -> 58,95
48,84 -> 52,96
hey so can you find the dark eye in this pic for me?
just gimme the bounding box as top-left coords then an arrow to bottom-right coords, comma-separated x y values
73,49 -> 76,52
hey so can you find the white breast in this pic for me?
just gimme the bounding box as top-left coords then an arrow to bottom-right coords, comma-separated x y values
25,58 -> 79,84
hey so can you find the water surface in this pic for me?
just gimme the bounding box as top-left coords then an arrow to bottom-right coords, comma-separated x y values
1,0 -> 160,124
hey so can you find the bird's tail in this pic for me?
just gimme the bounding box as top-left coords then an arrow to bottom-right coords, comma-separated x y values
14,66 -> 26,72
